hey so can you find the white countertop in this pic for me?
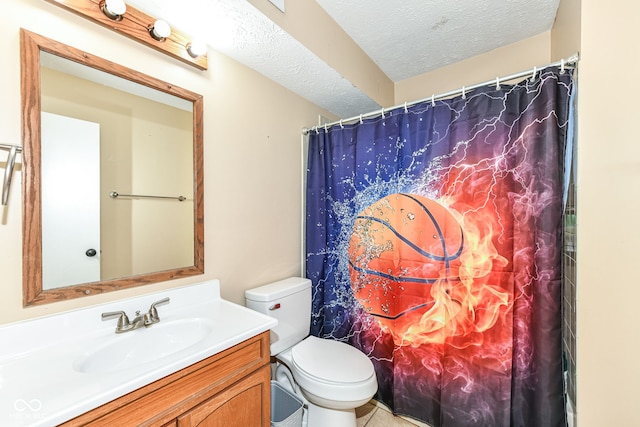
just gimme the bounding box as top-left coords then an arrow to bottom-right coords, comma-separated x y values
0,280 -> 277,427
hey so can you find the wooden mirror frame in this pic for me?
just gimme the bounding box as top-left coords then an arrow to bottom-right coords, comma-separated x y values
21,29 -> 204,306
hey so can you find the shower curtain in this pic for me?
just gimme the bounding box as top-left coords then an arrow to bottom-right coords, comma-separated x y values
305,66 -> 574,426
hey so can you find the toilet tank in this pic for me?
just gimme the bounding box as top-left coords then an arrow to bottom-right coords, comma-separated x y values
245,277 -> 311,355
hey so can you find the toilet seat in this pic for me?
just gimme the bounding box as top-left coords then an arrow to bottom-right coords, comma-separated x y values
291,336 -> 375,385
283,335 -> 378,408
275,335 -> 378,415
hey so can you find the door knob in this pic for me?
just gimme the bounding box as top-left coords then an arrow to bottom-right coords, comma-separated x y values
85,248 -> 97,257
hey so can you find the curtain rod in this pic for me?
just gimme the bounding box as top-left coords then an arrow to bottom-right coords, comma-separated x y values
302,52 -> 579,135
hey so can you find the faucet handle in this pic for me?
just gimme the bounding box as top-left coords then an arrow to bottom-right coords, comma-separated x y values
102,310 -> 131,331
151,297 -> 170,308
148,297 -> 170,324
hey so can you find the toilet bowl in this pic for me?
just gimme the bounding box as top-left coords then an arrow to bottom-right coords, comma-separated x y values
245,278 -> 378,427
282,336 -> 377,408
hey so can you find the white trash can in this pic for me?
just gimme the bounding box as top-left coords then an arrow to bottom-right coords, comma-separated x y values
271,381 -> 303,427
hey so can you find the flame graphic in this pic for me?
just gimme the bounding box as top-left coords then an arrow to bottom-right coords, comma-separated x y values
400,199 -> 511,349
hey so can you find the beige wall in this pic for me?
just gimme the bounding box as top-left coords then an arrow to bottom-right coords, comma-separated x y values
0,0 -> 333,323
130,106 -> 194,275
394,32 -> 552,104
576,1 -> 640,426
551,0 -> 581,61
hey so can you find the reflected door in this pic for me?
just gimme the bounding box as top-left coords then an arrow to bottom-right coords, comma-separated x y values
41,112 -> 101,289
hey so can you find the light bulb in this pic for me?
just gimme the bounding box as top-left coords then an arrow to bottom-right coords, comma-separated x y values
101,0 -> 126,20
150,20 -> 171,40
187,40 -> 207,58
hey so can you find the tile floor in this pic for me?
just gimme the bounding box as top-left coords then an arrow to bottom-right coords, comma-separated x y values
356,401 -> 431,427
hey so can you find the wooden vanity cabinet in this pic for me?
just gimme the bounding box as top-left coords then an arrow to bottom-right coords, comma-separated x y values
177,367 -> 267,427
61,331 -> 271,427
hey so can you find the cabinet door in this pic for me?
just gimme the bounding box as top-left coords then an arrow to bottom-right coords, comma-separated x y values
177,364 -> 270,427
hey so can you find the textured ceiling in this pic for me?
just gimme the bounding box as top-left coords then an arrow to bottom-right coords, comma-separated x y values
126,0 -> 560,119
315,0 -> 560,82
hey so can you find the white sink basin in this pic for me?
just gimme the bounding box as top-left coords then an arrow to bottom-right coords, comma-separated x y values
73,318 -> 214,374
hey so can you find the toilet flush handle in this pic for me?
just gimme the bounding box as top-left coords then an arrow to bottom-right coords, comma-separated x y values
269,303 -> 281,311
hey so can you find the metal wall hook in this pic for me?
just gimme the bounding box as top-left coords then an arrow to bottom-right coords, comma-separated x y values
1,143 -> 23,206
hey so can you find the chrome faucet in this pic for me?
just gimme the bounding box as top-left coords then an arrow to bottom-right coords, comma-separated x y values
102,297 -> 170,333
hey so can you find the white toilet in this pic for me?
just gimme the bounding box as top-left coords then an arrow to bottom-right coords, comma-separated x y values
245,277 -> 378,427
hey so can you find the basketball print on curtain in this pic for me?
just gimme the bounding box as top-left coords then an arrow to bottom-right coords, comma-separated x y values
349,193 -> 466,342
348,191 -> 510,348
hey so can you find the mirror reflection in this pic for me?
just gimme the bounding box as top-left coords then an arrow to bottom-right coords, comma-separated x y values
21,29 -> 204,306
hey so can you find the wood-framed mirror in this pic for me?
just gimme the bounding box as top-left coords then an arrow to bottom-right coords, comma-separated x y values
21,29 -> 204,307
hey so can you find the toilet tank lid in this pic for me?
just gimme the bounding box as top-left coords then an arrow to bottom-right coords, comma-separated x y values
245,277 -> 311,302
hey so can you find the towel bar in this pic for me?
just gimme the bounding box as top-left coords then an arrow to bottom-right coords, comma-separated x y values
109,191 -> 186,202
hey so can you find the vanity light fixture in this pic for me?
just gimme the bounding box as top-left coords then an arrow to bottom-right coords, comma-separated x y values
46,0 -> 208,70
149,19 -> 171,41
101,0 -> 127,21
186,40 -> 207,58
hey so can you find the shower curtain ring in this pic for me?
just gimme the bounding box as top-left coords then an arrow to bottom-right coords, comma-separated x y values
496,77 -> 500,90
431,95 -> 435,107
531,66 -> 537,82
404,102 -> 408,113
359,114 -> 363,124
